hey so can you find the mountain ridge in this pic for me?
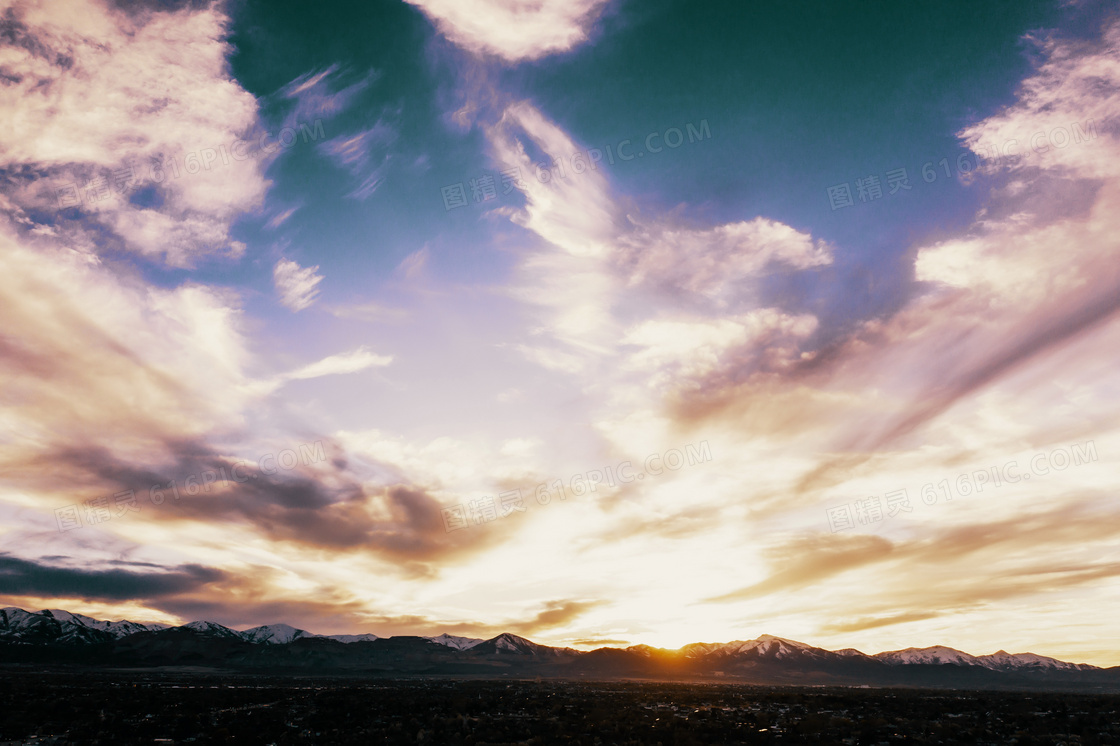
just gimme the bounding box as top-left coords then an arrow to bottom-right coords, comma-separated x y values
0,607 -> 1100,668
1,607 -> 1114,690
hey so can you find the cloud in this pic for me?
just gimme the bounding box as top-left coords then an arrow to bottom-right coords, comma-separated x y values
705,533 -> 895,603
321,121 -> 397,200
622,311 -> 819,400
2,0 -> 1118,663
514,599 -> 605,635
488,101 -> 620,259
0,224 -> 256,464
705,500 -> 1120,644
809,20 -> 1120,457
265,206 -> 300,230
0,0 -> 270,266
435,21 -> 1120,662
282,346 -> 393,382
396,246 -> 429,279
405,0 -> 612,62
273,258 -> 324,311
279,64 -> 378,125
5,433 -> 513,576
617,218 -> 833,306
0,215 -> 494,585
0,554 -> 227,602
277,66 -> 395,200
0,0 -> 607,644
819,611 -> 944,636
612,22 -> 1120,518
327,301 -> 408,323
478,98 -> 836,421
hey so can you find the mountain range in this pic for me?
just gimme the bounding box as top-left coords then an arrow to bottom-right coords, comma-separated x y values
2,607 -> 1116,691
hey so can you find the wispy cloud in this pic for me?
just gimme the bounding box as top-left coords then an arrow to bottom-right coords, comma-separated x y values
405,0 -> 612,62
279,64 -> 379,124
327,301 -> 408,323
278,66 -> 395,200
321,122 -> 397,200
273,258 -> 324,312
283,346 -> 393,381
265,206 -> 301,230
396,247 -> 429,279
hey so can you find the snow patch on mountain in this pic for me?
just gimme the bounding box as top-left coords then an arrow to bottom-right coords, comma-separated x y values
40,609 -> 166,638
875,646 -> 981,667
682,635 -> 825,659
324,633 -> 380,643
626,644 -> 657,657
479,633 -> 576,657
180,621 -> 243,638
976,650 -> 1098,672
425,633 -> 483,650
0,607 -> 167,644
834,648 -> 870,658
240,624 -> 314,645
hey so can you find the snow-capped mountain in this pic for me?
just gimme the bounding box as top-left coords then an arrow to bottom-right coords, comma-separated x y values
975,650 -> 1097,672
874,646 -> 1100,672
625,644 -> 658,657
240,624 -> 314,645
323,633 -> 380,643
471,632 -> 576,657
425,633 -> 483,650
181,621 -> 367,645
38,609 -> 167,639
179,620 -> 245,639
681,635 -> 833,660
490,633 -> 545,654
0,607 -> 166,645
0,607 -> 1109,688
875,645 -> 982,667
678,641 -> 726,658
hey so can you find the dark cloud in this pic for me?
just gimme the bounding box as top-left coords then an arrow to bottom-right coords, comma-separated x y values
0,554 -> 225,602
513,599 -> 604,636
570,638 -> 630,647
0,7 -> 70,67
819,611 -> 943,636
13,436 -> 508,574
109,0 -> 211,13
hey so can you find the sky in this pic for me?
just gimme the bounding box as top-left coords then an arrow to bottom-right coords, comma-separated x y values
1,0 -> 1119,665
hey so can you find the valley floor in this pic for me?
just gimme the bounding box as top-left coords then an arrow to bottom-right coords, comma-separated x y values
1,674 -> 1119,744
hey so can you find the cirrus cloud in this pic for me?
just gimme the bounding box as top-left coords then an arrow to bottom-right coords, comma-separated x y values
273,258 -> 324,312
